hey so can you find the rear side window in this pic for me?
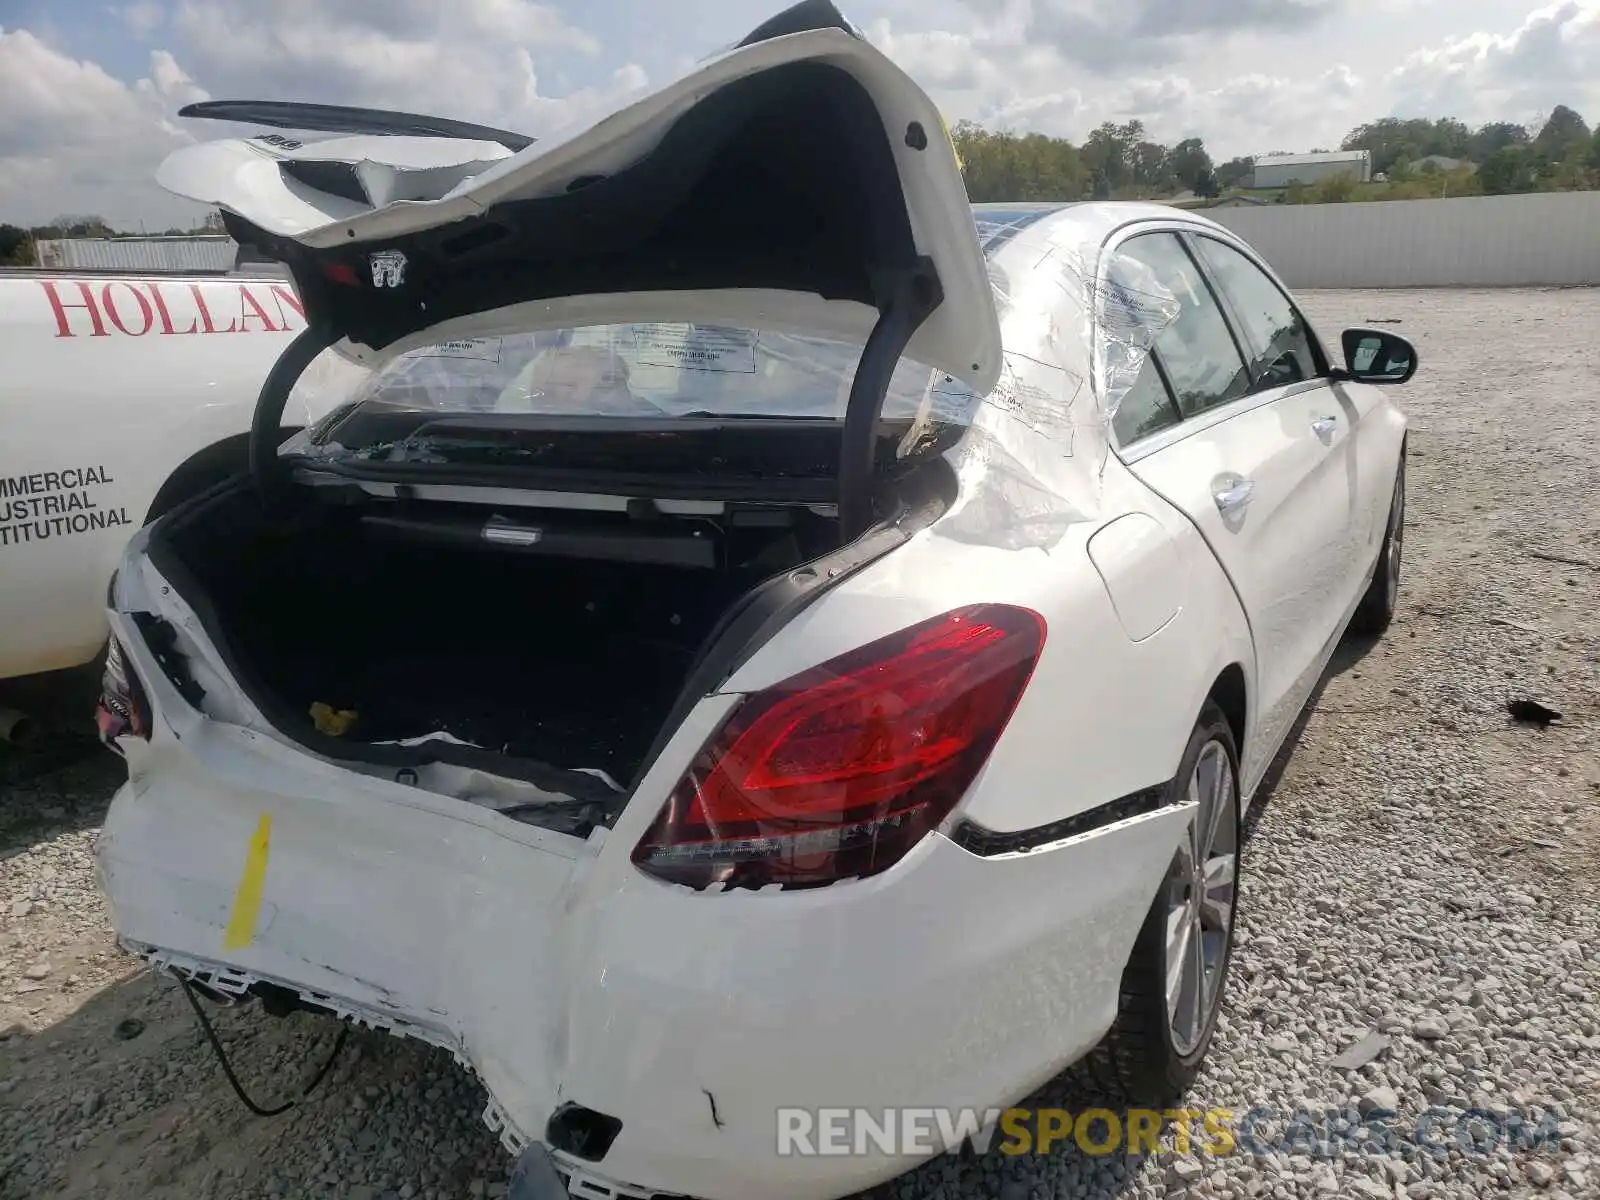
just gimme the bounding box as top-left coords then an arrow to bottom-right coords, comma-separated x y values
1189,236 -> 1322,391
1115,233 -> 1251,422
1111,358 -> 1182,446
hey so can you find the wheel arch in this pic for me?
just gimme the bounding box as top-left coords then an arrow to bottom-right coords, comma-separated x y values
1208,662 -> 1248,764
142,427 -> 302,523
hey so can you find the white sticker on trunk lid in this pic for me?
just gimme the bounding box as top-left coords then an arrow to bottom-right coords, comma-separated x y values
627,324 -> 757,373
403,337 -> 505,363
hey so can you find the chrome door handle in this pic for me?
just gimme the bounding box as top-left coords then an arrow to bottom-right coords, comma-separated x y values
1311,416 -> 1338,437
1213,477 -> 1255,514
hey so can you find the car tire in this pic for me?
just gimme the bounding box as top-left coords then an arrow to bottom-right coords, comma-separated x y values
1347,448 -> 1405,638
1083,700 -> 1242,1107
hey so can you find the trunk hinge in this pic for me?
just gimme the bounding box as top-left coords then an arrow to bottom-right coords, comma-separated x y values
251,322 -> 342,506
838,259 -> 944,544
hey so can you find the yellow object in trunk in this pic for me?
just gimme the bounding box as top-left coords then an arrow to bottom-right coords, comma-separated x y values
309,701 -> 358,737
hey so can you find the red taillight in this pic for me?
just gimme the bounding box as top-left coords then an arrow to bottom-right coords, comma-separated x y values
95,635 -> 150,747
631,604 -> 1046,890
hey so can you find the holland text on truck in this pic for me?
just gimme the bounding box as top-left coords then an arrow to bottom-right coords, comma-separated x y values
37,278 -> 305,338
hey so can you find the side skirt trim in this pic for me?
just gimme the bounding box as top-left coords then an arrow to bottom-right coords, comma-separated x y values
949,783 -> 1173,857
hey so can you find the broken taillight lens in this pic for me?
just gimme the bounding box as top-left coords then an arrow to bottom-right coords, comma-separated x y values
96,635 -> 150,748
631,604 -> 1046,890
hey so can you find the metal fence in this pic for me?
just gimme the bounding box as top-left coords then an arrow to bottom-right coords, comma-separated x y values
1204,191 -> 1600,288
33,236 -> 239,274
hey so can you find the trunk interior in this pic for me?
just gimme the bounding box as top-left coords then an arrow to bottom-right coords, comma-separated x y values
148,483 -> 853,792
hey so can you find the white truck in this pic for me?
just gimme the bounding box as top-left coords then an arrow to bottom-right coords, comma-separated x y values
0,268 -> 360,738
0,99 -> 581,741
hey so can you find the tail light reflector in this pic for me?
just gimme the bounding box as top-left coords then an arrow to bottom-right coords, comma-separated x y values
632,604 -> 1046,890
96,635 -> 150,748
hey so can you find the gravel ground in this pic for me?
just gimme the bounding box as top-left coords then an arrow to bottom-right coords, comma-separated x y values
3,286 -> 1598,1200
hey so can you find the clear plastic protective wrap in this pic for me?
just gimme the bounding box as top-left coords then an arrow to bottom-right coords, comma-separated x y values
307,325 -> 985,439
283,214 -> 1181,551
284,347 -> 376,428
1097,247 -> 1185,421
931,216 -> 1184,549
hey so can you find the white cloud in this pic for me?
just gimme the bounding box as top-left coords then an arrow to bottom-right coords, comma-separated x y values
0,29 -> 203,226
1388,1 -> 1600,127
4,0 -> 1597,227
0,0 -> 643,229
957,0 -> 1347,72
873,1 -> 1600,160
868,17 -> 1366,159
139,49 -> 208,108
117,2 -> 166,39
167,0 -> 610,126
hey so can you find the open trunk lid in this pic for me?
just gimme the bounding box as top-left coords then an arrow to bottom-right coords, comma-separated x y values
155,0 -> 1002,399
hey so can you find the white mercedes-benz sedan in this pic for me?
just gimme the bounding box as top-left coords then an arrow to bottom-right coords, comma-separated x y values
92,3 -> 1415,1198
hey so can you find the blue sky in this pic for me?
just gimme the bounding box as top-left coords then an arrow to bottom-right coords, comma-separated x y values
2,0 -> 1596,226
4,0 -> 777,98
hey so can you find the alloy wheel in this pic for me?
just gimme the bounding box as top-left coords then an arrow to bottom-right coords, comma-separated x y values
1385,468 -> 1405,609
1164,739 -> 1239,1057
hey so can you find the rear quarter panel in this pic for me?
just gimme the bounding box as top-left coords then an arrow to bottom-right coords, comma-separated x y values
716,466 -> 1256,836
0,275 -> 309,679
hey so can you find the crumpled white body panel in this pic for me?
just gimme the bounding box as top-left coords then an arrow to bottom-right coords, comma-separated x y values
153,26 -> 1005,396
98,675 -> 1195,1199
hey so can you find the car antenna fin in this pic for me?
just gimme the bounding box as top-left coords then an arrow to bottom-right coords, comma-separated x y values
176,101 -> 535,153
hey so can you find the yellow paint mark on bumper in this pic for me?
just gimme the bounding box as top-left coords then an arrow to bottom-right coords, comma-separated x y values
223,813 -> 272,950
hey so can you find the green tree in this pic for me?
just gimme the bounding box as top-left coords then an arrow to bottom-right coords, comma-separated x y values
1441,166 -> 1484,197
1310,173 -> 1356,203
1548,141 -> 1594,190
1343,117 -> 1490,173
1342,118 -> 1436,173
1081,121 -> 1145,193
951,123 -> 1089,202
933,108 -> 1598,209
1430,118 -> 1473,158
1470,121 -> 1528,160
49,213 -> 116,238
1479,146 -> 1530,194
1216,156 -> 1254,189
1129,140 -> 1173,194
0,223 -> 33,266
1166,137 -> 1214,192
1534,105 -> 1591,156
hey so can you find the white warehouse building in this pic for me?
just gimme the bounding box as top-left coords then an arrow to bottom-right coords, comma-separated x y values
1250,150 -> 1372,189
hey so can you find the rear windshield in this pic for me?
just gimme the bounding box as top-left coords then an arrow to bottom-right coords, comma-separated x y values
334,323 -> 981,427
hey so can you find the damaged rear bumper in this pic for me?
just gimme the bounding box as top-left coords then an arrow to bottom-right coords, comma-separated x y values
98,713 -> 1193,1200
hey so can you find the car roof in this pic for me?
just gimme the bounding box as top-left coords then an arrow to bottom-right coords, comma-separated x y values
972,200 -> 1233,258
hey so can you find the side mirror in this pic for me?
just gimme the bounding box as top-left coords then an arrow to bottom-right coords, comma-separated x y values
1331,328 -> 1417,384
